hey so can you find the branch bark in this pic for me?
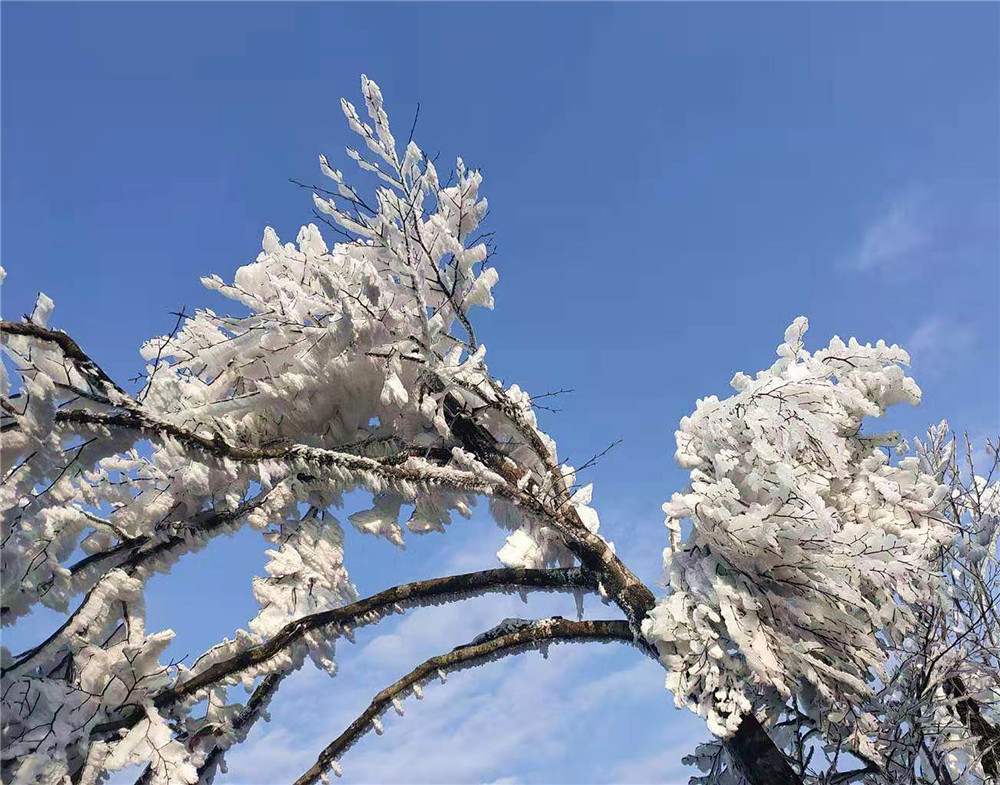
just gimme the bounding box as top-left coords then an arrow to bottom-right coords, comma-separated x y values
132,673 -> 286,785
1,320 -> 131,401
291,617 -> 639,785
945,676 -> 1000,778
437,379 -> 802,785
725,713 -> 801,785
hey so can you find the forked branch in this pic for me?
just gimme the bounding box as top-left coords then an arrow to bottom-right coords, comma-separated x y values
945,676 -> 1000,778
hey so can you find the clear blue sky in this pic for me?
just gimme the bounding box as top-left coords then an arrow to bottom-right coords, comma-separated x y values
3,3 -> 998,783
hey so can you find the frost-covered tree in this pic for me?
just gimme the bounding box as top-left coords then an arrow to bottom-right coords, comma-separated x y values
671,424 -> 999,784
1,76 -> 995,785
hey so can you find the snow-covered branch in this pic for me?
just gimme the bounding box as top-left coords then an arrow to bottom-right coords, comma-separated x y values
160,567 -> 600,708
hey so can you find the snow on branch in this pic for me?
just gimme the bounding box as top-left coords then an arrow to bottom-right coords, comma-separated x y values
80,568 -> 602,754
161,566 -> 601,707
645,317 -> 959,761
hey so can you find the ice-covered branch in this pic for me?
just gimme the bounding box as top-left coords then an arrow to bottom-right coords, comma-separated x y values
946,676 -> 1000,778
2,75 -> 818,785
131,673 -> 285,785
291,617 -> 639,785
160,567 -> 601,707
1,320 -> 134,405
85,567 -> 602,746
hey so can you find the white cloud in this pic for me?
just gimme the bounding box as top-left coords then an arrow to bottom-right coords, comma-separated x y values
607,741 -> 702,785
905,316 -> 975,376
845,187 -> 932,273
570,659 -> 657,712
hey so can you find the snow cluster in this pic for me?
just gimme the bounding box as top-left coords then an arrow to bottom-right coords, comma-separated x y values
644,318 -> 954,756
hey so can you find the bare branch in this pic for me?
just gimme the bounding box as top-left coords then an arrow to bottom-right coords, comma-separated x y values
292,617 -> 640,785
137,308 -> 187,403
163,567 -> 600,706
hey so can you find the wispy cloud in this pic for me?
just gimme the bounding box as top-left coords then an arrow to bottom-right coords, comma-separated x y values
905,316 -> 976,376
605,740 -> 703,785
844,187 -> 932,273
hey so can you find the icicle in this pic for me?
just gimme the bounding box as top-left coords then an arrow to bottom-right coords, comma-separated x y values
331,761 -> 343,779
372,717 -> 384,735
412,683 -> 423,699
392,696 -> 404,716
437,668 -> 447,683
573,589 -> 585,621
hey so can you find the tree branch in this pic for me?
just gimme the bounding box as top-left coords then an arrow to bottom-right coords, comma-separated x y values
2,489 -> 275,627
162,567 -> 600,706
89,567 -> 601,739
433,378 -> 801,785
4,321 -> 801,785
945,676 -> 1000,778
724,713 -> 802,785
193,672 -> 284,784
1,320 -> 132,402
132,673 -> 286,785
292,617 -> 639,785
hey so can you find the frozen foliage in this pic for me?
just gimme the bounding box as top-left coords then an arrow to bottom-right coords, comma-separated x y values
0,76 -> 614,784
680,427 -> 999,785
645,318 -> 955,757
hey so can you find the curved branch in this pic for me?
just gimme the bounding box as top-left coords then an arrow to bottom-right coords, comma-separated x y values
4,323 -> 801,785
2,489 -> 278,673
2,490 -> 276,628
89,567 -> 601,739
132,673 -> 286,785
437,370 -> 801,785
193,672 -> 285,784
2,322 -> 493,500
1,320 -> 132,402
292,617 -> 640,785
160,567 -> 600,707
168,571 -> 600,781
52,408 -> 505,502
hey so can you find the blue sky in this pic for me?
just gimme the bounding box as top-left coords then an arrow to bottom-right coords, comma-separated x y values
2,3 -> 998,783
